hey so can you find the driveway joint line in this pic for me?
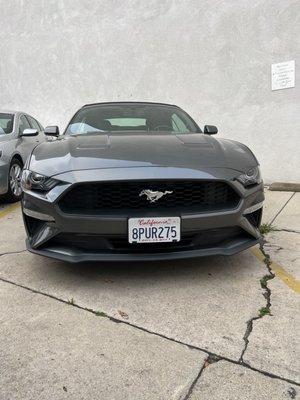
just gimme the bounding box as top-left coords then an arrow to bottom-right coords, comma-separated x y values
183,355 -> 221,400
274,228 -> 300,234
270,192 -> 296,225
0,274 -> 299,387
182,357 -> 209,400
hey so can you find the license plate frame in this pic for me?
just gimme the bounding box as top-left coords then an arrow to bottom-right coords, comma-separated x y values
128,217 -> 181,244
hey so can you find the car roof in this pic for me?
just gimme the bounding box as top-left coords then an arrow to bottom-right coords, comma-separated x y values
82,101 -> 180,109
0,110 -> 25,115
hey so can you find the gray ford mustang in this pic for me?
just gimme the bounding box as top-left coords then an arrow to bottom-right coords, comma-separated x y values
21,102 -> 264,262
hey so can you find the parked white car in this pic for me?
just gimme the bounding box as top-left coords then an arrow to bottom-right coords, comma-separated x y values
0,110 -> 45,202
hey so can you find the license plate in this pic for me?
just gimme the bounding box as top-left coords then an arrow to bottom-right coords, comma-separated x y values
128,217 -> 181,243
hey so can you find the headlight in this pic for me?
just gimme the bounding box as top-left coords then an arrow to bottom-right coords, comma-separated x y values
21,170 -> 60,192
237,166 -> 262,187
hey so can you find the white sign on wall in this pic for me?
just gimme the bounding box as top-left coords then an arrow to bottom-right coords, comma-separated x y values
271,60 -> 295,90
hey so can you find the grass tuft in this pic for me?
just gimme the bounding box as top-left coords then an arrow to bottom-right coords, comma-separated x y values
94,311 -> 108,317
259,306 -> 271,317
260,274 -> 273,289
259,223 -> 276,235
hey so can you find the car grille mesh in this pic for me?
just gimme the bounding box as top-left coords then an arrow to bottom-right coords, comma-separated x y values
58,180 -> 240,214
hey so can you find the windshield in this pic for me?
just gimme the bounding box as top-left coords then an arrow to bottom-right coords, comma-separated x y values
65,104 -> 200,135
0,113 -> 14,134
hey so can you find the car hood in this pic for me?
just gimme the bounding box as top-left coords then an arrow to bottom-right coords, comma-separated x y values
29,133 -> 258,177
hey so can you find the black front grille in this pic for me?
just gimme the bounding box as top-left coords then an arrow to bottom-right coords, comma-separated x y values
58,180 -> 240,214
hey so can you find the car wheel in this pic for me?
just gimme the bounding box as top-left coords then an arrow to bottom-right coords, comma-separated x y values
5,158 -> 23,202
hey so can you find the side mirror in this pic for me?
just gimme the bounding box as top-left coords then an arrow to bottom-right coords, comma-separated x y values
204,125 -> 218,135
44,126 -> 59,136
21,128 -> 38,137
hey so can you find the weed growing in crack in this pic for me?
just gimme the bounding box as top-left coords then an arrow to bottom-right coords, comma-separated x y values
257,248 -> 274,318
94,311 -> 107,317
207,354 -> 221,364
287,387 -> 297,399
240,242 -> 275,362
264,255 -> 271,267
260,274 -> 274,289
68,298 -> 75,305
259,306 -> 271,317
260,223 -> 276,235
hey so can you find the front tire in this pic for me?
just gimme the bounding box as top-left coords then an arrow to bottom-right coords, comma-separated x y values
4,158 -> 23,202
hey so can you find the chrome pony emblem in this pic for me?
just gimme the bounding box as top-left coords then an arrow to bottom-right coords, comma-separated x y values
139,189 -> 173,203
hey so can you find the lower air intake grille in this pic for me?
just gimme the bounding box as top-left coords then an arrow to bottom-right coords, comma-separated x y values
245,208 -> 262,228
58,180 -> 240,214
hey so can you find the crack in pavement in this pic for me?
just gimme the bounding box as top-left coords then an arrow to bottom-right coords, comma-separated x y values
240,242 -> 275,363
0,249 -> 27,257
239,236 -> 300,387
0,274 -> 299,388
252,243 -> 300,294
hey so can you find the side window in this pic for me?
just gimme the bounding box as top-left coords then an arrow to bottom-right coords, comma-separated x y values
37,121 -> 44,131
0,113 -> 14,134
19,115 -> 31,134
171,114 -> 189,133
27,115 -> 41,131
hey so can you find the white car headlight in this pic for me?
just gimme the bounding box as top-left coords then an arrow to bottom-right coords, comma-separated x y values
21,170 -> 61,192
237,166 -> 262,187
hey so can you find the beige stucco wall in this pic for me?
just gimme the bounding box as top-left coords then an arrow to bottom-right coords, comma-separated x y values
1,0 -> 299,182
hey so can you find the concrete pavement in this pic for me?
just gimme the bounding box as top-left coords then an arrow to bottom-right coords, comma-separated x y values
189,361 -> 297,400
0,280 -> 206,400
0,188 -> 299,399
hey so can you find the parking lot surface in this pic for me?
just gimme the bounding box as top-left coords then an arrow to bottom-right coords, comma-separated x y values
0,190 -> 299,399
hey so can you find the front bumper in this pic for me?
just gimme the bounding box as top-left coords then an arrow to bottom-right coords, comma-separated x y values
26,236 -> 260,263
22,168 -> 264,263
